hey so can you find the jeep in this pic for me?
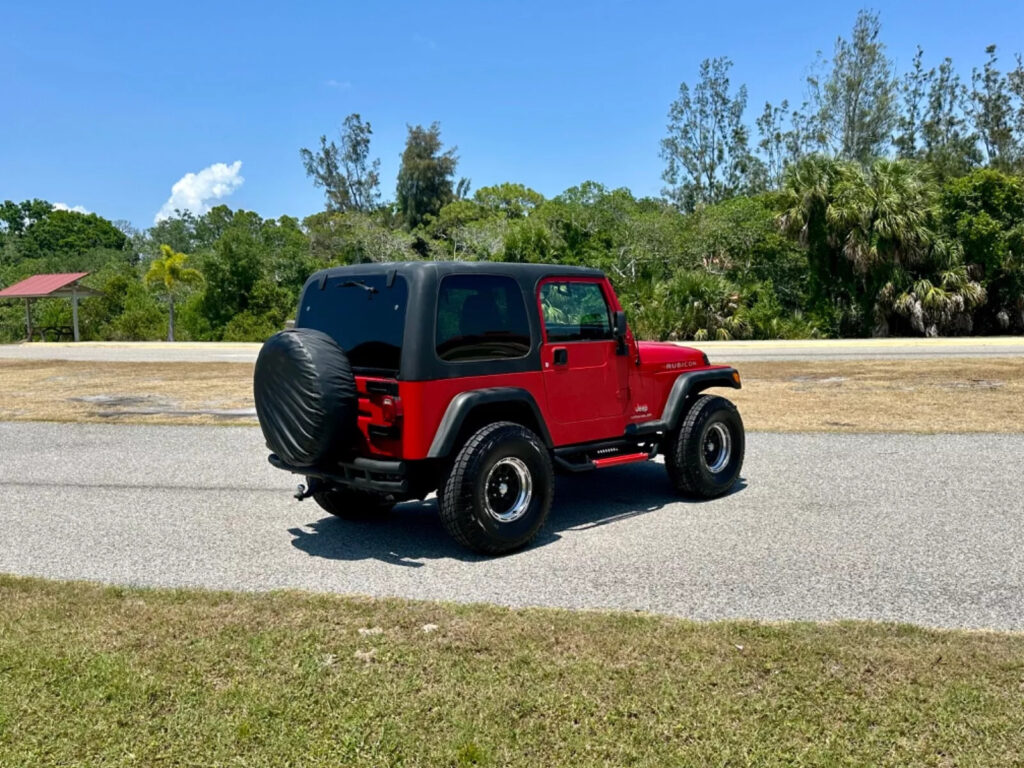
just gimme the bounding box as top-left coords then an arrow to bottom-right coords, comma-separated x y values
253,262 -> 744,554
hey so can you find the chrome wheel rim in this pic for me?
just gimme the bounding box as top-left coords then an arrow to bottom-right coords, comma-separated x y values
702,422 -> 732,473
484,457 -> 533,523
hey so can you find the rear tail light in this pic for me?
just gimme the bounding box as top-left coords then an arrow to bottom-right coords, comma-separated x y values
380,395 -> 403,425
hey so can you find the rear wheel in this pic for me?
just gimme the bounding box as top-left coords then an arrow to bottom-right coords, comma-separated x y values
665,395 -> 745,498
312,484 -> 395,520
440,422 -> 553,555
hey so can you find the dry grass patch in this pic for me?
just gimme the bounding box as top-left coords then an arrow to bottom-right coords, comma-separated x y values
732,358 -> 1024,433
1,357 -> 1022,432
0,360 -> 256,425
2,574 -> 1024,767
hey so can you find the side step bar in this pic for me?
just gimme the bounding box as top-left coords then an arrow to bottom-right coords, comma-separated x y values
592,452 -> 652,469
553,443 -> 658,474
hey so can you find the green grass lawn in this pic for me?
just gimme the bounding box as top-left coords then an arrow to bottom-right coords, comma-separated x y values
1,575 -> 1023,767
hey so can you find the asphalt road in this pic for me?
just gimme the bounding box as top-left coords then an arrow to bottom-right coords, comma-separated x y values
2,422 -> 1021,630
2,337 -> 1024,363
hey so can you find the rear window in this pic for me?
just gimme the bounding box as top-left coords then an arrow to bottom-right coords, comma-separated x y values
436,274 -> 531,361
298,273 -> 408,374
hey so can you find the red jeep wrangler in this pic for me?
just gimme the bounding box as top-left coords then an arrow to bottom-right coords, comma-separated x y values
254,262 -> 744,554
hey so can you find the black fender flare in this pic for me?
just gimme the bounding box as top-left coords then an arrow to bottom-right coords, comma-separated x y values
659,368 -> 741,431
427,387 -> 552,459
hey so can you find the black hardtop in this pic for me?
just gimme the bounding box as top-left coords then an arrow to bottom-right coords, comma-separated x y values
301,260 -> 606,294
297,261 -> 608,381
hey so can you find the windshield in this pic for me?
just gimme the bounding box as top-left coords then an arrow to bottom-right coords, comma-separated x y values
297,273 -> 408,375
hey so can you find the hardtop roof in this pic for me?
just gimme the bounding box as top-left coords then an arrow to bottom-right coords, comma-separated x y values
305,260 -> 606,288
297,261 -> 611,381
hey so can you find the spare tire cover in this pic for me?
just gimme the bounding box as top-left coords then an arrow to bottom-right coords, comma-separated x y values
253,328 -> 358,468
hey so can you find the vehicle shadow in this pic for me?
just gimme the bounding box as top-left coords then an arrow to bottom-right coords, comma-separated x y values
287,461 -> 746,566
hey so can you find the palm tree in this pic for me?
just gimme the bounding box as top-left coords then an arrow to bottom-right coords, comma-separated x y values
780,156 -> 937,275
664,271 -> 749,341
874,261 -> 986,336
144,244 -> 203,341
778,155 -> 843,249
779,156 -> 947,336
829,158 -> 936,273
778,156 -> 855,309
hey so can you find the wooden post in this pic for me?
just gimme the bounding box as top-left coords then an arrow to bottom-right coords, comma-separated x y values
72,291 -> 80,342
24,298 -> 32,341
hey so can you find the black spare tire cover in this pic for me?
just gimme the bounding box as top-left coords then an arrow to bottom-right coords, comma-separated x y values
253,328 -> 358,467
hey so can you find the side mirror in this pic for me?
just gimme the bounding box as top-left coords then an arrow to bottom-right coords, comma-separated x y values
613,310 -> 628,355
613,310 -> 627,338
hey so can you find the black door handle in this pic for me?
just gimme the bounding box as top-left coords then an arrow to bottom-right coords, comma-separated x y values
553,348 -> 568,365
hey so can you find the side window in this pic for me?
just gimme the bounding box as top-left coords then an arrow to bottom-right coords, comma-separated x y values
540,281 -> 613,342
436,274 -> 532,361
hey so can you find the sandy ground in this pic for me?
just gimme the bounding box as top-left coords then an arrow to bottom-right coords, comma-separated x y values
0,358 -> 1022,432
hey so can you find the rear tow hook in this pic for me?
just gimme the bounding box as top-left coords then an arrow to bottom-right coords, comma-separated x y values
293,477 -> 322,501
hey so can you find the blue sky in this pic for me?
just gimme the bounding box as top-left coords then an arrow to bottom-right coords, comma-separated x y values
2,0 -> 1022,229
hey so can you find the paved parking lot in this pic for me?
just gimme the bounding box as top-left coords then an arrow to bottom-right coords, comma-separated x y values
2,422 -> 1022,629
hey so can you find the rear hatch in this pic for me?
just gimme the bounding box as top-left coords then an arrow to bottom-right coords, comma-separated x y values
296,271 -> 408,457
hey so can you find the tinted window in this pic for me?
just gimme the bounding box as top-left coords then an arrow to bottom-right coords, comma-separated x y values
436,275 -> 531,361
298,274 -> 407,374
540,281 -> 612,342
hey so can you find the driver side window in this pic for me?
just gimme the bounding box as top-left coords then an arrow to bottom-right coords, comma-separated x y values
540,281 -> 613,342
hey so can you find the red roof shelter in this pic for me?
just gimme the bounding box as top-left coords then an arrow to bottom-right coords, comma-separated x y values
0,272 -> 100,342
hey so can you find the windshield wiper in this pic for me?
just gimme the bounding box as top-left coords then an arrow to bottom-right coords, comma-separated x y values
339,280 -> 378,295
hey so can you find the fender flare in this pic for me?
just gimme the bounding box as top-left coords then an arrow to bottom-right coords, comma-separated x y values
427,387 -> 553,459
659,368 -> 741,431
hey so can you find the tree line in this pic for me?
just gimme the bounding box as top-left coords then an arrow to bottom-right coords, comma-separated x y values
1,9 -> 1023,343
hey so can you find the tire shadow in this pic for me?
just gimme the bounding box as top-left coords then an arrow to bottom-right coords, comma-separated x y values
287,460 -> 747,566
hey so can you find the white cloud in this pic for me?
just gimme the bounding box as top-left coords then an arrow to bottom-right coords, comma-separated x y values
155,161 -> 244,223
325,79 -> 352,89
52,202 -> 90,214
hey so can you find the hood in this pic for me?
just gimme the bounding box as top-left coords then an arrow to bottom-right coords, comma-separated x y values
636,341 -> 708,373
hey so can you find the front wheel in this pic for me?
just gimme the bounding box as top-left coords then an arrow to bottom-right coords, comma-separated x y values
664,395 -> 745,498
439,422 -> 554,555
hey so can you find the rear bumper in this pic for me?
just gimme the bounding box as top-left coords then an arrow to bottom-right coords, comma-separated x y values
268,453 -> 408,494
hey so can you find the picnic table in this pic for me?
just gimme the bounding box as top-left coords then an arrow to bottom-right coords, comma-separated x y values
31,326 -> 76,342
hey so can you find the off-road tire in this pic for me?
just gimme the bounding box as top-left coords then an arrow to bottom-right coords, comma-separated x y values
312,485 -> 395,520
439,421 -> 553,555
665,395 -> 744,498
